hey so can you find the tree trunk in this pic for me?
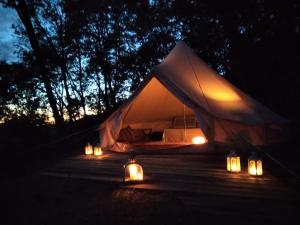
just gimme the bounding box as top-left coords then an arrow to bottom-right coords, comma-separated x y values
34,16 -> 74,121
14,0 -> 63,125
60,61 -> 74,121
77,41 -> 86,116
102,58 -> 116,109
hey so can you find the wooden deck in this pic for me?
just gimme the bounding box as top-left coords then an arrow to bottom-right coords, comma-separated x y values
41,152 -> 300,224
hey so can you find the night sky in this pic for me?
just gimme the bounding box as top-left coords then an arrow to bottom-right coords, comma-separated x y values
0,5 -> 19,63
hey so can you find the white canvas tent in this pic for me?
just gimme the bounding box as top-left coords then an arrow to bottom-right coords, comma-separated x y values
99,41 -> 287,152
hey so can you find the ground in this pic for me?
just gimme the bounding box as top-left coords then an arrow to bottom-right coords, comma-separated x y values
2,151 -> 300,225
1,119 -> 300,225
2,175 -> 194,225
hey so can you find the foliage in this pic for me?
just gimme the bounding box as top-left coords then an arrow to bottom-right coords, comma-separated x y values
0,60 -> 48,124
0,0 -> 299,125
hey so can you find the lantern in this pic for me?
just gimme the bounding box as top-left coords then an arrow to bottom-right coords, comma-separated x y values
85,142 -> 93,155
192,136 -> 206,144
93,146 -> 102,156
248,152 -> 263,176
227,151 -> 241,173
123,158 -> 143,182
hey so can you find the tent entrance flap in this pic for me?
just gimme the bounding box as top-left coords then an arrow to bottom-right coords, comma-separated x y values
120,77 -> 206,143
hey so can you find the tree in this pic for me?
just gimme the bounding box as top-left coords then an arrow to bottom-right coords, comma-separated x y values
0,60 -> 47,124
1,0 -> 298,125
2,0 -> 64,125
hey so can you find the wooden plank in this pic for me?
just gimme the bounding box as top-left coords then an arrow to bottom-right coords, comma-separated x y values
40,171 -> 122,182
41,153 -> 300,204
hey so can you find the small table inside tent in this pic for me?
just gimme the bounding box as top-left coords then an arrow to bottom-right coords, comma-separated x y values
163,116 -> 205,143
163,128 -> 204,143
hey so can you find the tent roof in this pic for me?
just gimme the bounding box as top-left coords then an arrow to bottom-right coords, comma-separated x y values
152,41 -> 286,124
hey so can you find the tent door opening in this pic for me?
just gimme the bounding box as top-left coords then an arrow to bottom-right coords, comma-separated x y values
117,77 -> 206,145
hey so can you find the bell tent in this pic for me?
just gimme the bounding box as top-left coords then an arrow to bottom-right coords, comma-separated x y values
98,41 -> 287,152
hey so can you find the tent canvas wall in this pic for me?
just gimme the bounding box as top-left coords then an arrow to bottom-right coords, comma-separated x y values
99,41 -> 287,152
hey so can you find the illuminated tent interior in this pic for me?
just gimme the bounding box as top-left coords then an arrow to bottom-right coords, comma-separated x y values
99,41 -> 287,152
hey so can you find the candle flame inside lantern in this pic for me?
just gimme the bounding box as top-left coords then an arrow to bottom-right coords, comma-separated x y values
128,164 -> 143,181
94,146 -> 102,156
85,143 -> 93,155
124,161 -> 143,182
248,159 -> 263,176
227,151 -> 241,173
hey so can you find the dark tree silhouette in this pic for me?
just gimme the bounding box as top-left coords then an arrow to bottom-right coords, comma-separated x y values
2,0 -> 64,125
0,0 -> 299,127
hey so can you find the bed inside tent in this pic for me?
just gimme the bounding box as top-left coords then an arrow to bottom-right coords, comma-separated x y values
114,77 -> 207,151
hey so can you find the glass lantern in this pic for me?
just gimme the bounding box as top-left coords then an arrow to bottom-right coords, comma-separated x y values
123,157 -> 143,182
248,152 -> 263,176
93,146 -> 102,156
227,151 -> 241,173
85,142 -> 93,155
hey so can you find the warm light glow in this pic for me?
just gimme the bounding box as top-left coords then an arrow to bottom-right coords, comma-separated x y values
227,157 -> 231,171
248,159 -> 263,176
208,91 -> 240,102
93,146 -> 102,156
227,152 -> 241,173
85,143 -> 93,155
124,161 -> 143,182
257,160 -> 263,175
249,160 -> 256,175
230,157 -> 240,172
192,136 -> 206,144
204,82 -> 241,102
128,164 -> 143,180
